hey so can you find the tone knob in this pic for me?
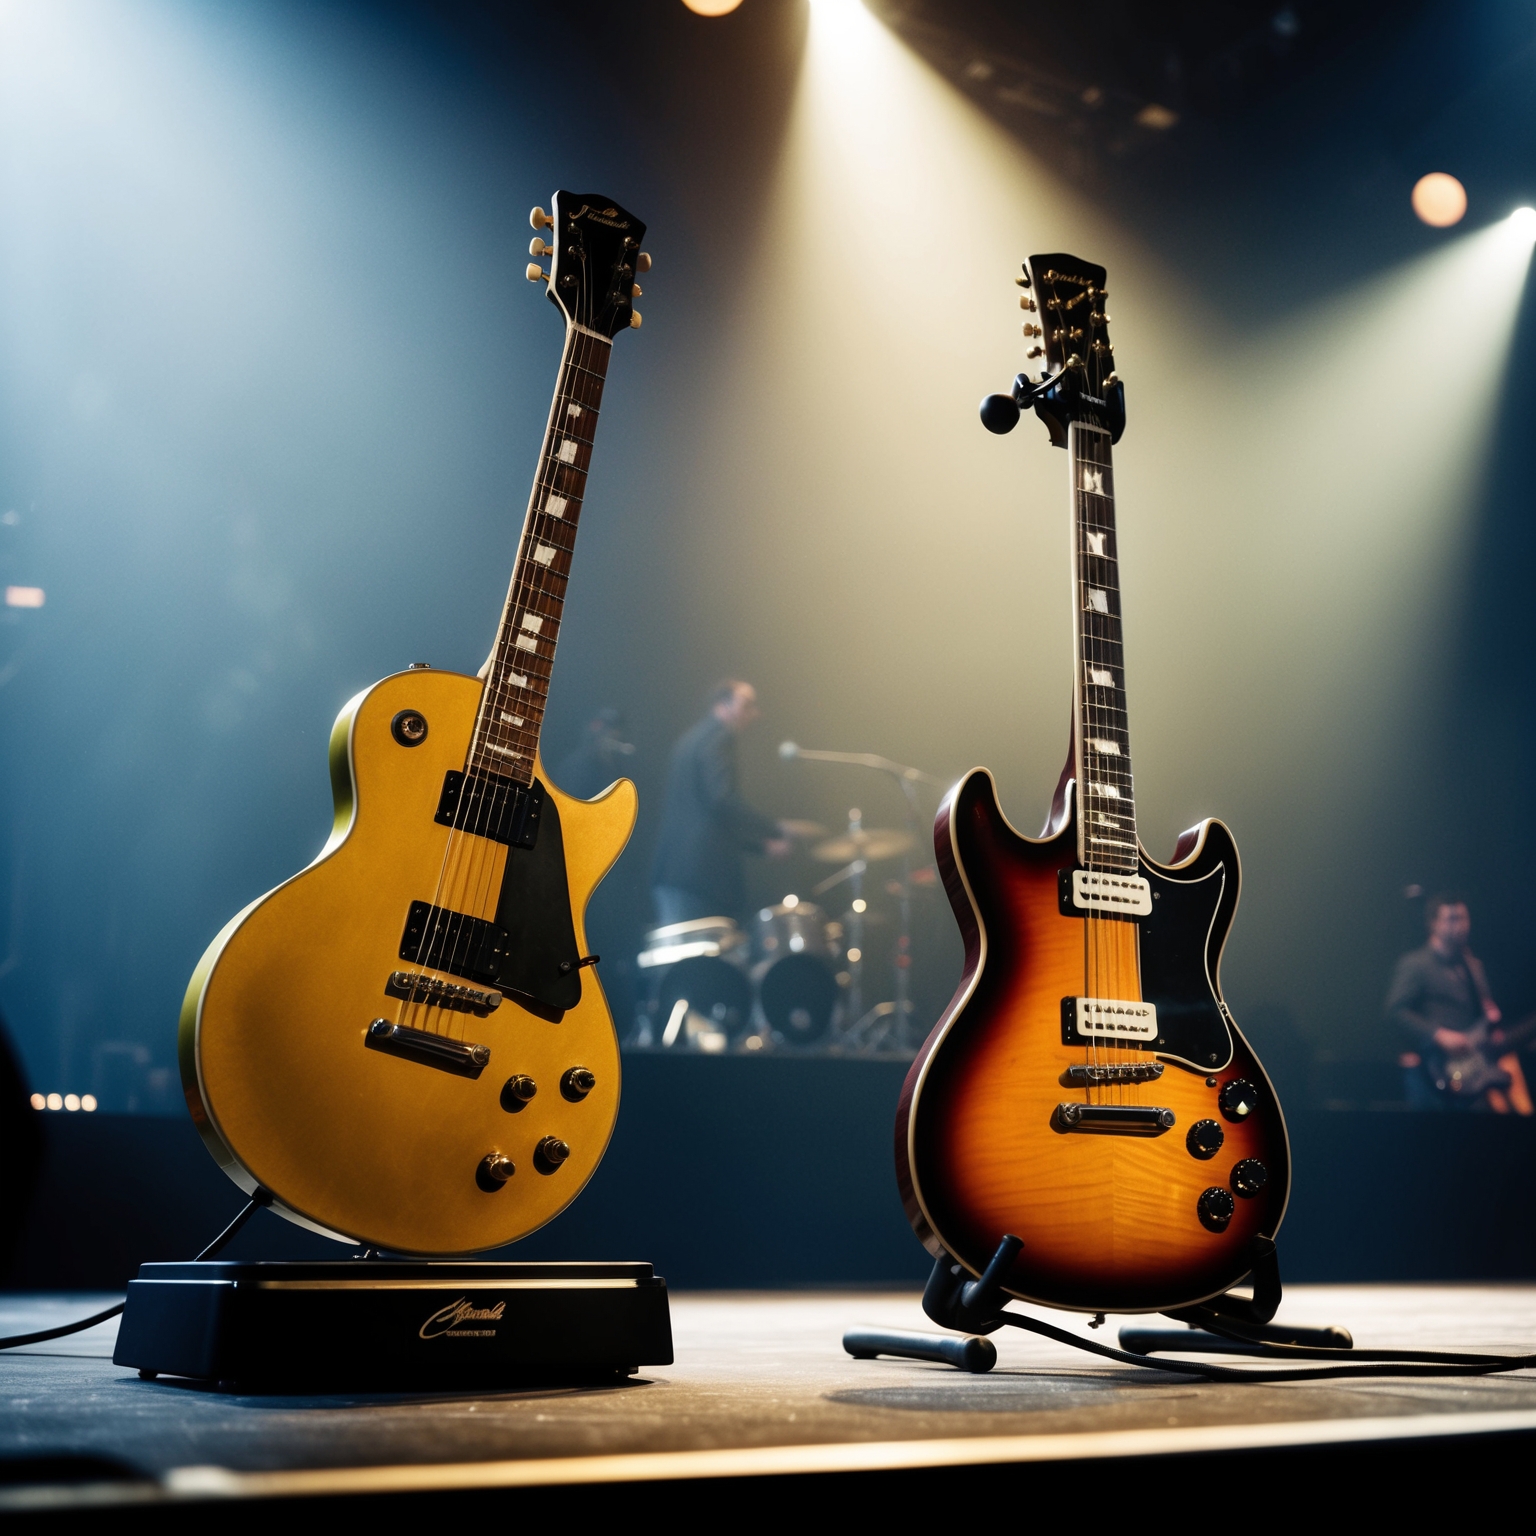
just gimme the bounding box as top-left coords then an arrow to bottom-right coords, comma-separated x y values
529,237 -> 553,257
637,251 -> 652,272
1185,1119 -> 1224,1160
535,1136 -> 571,1173
530,205 -> 553,230
1218,1078 -> 1260,1122
561,1067 -> 596,1102
500,1075 -> 537,1112
1197,1186 -> 1235,1233
1232,1159 -> 1268,1198
629,311 -> 642,329
477,1153 -> 515,1190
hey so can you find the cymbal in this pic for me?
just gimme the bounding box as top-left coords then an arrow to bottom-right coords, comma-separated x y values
778,819 -> 828,840
812,827 -> 916,863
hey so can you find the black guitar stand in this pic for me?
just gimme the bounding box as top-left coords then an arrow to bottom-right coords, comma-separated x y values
1,1190 -> 674,1391
844,1234 -> 1536,1382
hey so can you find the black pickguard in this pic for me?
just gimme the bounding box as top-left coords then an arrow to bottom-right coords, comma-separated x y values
1138,860 -> 1232,1072
493,780 -> 581,1018
403,778 -> 582,1018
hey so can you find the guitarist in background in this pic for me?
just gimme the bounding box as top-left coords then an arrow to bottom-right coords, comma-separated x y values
1386,893 -> 1532,1113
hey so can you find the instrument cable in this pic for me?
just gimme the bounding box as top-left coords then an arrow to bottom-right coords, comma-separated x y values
0,1189 -> 271,1352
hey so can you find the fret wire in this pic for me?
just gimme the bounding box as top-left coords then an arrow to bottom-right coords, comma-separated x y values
1071,420 -> 1136,872
469,326 -> 614,784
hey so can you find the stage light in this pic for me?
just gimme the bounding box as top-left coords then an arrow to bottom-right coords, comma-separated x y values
1508,206 -> 1536,236
4,586 -> 44,608
1412,172 -> 1467,227
45,1093 -> 62,1111
681,0 -> 743,14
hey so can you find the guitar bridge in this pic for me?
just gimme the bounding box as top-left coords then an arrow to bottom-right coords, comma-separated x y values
1054,1103 -> 1174,1136
1062,1062 -> 1164,1086
384,971 -> 502,1017
365,1019 -> 490,1079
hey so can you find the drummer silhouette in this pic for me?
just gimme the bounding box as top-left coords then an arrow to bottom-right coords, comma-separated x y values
651,679 -> 791,927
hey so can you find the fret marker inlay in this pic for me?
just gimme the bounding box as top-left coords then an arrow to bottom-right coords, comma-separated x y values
558,439 -> 578,463
519,614 -> 544,635
1085,588 -> 1109,613
546,496 -> 568,518
1086,532 -> 1106,557
1089,738 -> 1121,756
1088,667 -> 1114,686
533,544 -> 557,566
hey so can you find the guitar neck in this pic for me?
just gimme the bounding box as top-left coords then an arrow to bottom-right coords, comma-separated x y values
469,325 -> 613,786
1069,420 -> 1139,872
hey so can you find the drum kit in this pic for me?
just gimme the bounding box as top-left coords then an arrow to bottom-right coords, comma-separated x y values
632,805 -> 932,1055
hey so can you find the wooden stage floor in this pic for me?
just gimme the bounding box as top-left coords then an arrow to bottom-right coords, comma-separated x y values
3,1285 -> 1536,1515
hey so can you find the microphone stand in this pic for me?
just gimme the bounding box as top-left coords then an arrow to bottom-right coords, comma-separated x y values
780,744 -> 947,1050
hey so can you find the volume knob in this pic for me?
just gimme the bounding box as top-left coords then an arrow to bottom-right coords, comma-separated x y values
1232,1158 -> 1269,1198
1197,1186 -> 1235,1233
1185,1119 -> 1224,1160
535,1136 -> 571,1174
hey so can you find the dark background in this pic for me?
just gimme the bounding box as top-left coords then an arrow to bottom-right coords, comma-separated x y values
1,0 -> 1534,1283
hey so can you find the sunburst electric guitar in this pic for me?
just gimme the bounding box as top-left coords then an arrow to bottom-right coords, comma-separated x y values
896,253 -> 1291,1313
181,192 -> 650,1255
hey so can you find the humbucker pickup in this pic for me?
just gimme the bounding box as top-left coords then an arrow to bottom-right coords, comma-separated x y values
365,1019 -> 490,1079
384,971 -> 502,1017
436,770 -> 544,849
399,901 -> 511,988
1055,1103 -> 1175,1135
1067,868 -> 1152,917
1061,996 -> 1158,1043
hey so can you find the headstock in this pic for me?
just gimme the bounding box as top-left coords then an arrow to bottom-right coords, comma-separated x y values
978,250 -> 1125,448
524,191 -> 650,339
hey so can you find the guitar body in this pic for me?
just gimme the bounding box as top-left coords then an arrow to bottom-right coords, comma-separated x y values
179,666 -> 636,1254
897,768 -> 1290,1313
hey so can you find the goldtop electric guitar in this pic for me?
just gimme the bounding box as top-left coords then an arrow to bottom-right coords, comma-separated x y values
180,192 -> 650,1254
895,254 -> 1291,1313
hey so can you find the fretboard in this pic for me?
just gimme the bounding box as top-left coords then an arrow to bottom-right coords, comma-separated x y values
468,326 -> 613,786
1070,421 -> 1139,874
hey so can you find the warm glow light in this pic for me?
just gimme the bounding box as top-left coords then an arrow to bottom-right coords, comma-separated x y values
1412,172 -> 1467,227
681,0 -> 743,14
82,1094 -> 98,1111
45,1093 -> 62,1110
29,1093 -> 45,1110
1509,206 -> 1536,236
64,1093 -> 80,1111
4,585 -> 44,608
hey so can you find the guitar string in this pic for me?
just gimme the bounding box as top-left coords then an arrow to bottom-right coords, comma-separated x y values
400,244 -> 604,1041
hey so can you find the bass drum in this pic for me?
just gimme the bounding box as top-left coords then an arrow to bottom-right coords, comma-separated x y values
655,955 -> 753,1050
759,954 -> 840,1047
752,901 -> 840,1048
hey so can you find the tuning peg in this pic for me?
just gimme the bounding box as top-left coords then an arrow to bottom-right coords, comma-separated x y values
1019,296 -> 1037,312
529,237 -> 553,258
631,282 -> 643,297
1015,272 -> 1032,288
636,252 -> 652,273
526,263 -> 548,283
530,206 -> 553,231
979,393 -> 1021,435
629,311 -> 642,329
1026,345 -> 1045,358
1023,324 -> 1042,337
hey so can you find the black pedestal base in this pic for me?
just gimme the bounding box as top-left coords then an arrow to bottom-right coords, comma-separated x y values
112,1260 -> 673,1390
